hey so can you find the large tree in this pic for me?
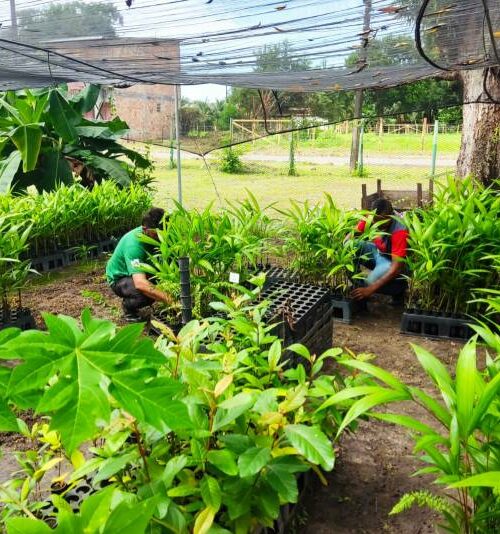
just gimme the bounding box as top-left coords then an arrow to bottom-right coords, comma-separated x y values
346,35 -> 462,122
18,1 -> 123,41
402,0 -> 500,185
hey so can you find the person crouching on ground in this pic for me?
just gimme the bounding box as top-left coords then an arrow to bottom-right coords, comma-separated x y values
350,198 -> 408,305
106,207 -> 173,321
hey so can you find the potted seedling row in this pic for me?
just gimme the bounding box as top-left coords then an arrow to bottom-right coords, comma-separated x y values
278,195 -> 379,323
1,182 -> 152,272
0,216 -> 36,331
401,178 -> 499,340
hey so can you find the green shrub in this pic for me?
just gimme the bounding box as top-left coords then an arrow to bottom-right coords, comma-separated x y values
218,147 -> 244,174
0,287 -> 371,533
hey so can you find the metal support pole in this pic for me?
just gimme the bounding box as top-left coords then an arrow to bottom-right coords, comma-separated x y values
357,120 -> 365,176
174,85 -> 182,205
9,0 -> 17,35
178,257 -> 192,325
431,120 -> 439,177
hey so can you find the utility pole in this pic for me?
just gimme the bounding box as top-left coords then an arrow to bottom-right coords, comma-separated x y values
9,0 -> 18,36
349,0 -> 372,173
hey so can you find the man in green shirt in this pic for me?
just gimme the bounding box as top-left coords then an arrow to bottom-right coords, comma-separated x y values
106,207 -> 172,321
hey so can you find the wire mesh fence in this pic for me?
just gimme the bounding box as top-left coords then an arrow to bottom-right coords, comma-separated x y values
134,118 -> 461,212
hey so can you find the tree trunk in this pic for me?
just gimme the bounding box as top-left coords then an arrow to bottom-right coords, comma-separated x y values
457,68 -> 500,186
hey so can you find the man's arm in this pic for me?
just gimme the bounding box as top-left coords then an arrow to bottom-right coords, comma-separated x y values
351,261 -> 403,300
132,273 -> 174,305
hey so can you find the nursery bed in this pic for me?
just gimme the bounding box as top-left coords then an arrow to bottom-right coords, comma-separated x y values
3,267 -> 468,533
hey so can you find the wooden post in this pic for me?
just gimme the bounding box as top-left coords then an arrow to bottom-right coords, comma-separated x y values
417,183 -> 423,208
378,117 -> 384,136
361,183 -> 367,209
377,178 -> 382,196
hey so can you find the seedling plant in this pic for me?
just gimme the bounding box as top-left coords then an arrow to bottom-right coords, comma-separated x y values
0,282 -> 371,533
327,325 -> 500,534
143,194 -> 279,321
279,194 -> 380,296
404,177 -> 500,316
0,215 -> 32,318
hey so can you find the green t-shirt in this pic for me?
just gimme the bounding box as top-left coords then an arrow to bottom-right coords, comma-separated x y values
106,227 -> 149,285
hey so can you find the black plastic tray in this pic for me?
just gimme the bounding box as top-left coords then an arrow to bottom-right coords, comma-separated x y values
0,308 -> 36,331
401,310 -> 474,341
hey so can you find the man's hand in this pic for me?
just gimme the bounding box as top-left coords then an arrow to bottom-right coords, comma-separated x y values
132,273 -> 174,305
351,286 -> 375,301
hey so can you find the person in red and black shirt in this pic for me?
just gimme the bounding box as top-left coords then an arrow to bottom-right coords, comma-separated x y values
351,198 -> 408,304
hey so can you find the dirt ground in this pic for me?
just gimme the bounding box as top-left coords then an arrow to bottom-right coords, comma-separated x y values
2,264 -> 463,533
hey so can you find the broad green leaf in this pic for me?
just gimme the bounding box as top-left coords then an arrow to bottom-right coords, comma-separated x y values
238,447 -> 272,477
412,344 -> 456,409
207,449 -> 238,476
200,475 -> 222,511
194,507 -> 216,534
286,343 -> 310,361
48,90 -> 79,142
6,518 -> 52,534
268,339 -> 282,371
50,356 -> 110,453
266,463 -> 299,502
0,150 -> 22,193
94,451 -> 137,483
104,496 -> 158,534
455,340 -> 476,438
213,392 -> 255,432
110,372 -> 192,433
285,424 -> 334,470
337,390 -> 410,437
162,455 -> 188,488
79,487 -> 116,531
0,397 -> 18,431
337,358 -> 409,393
70,85 -> 101,114
9,124 -> 42,172
449,473 -> 500,488
279,384 -> 308,413
84,154 -> 130,186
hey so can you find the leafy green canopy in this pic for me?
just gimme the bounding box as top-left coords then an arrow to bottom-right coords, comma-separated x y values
18,1 -> 123,41
0,85 -> 151,193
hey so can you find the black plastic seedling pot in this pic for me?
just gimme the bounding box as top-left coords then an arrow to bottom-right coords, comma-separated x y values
400,310 -> 474,341
0,307 -> 36,331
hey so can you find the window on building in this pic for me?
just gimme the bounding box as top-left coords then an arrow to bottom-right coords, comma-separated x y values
156,103 -> 161,113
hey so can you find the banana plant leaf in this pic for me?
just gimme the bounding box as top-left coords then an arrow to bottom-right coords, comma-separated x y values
9,124 -> 43,172
47,90 -> 80,143
69,84 -> 101,115
12,149 -> 73,193
0,150 -> 21,193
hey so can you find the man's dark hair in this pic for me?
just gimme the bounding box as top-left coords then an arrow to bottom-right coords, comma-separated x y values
142,207 -> 166,229
371,198 -> 394,217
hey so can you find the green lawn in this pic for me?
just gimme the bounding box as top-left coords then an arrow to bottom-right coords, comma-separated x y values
152,158 -> 447,211
247,131 -> 461,157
